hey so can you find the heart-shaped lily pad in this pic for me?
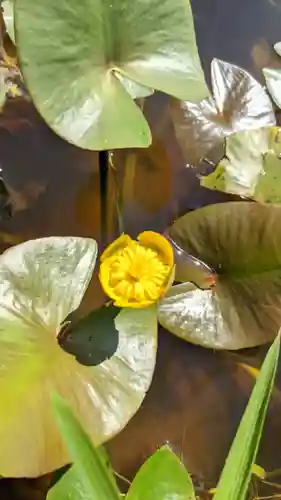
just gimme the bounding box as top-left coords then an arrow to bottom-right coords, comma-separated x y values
201,126 -> 281,203
15,0 -> 208,150
0,237 -> 157,477
159,202 -> 281,350
170,58 -> 275,166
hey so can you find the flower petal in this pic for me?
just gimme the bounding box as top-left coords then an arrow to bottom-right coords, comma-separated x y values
138,231 -> 174,267
100,234 -> 132,262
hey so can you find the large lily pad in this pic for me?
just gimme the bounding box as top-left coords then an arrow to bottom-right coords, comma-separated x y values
15,0 -> 208,150
201,127 -> 281,203
159,203 -> 281,350
0,237 -> 157,477
171,58 -> 275,166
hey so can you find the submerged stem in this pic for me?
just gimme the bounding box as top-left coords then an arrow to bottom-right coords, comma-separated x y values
99,150 -> 109,247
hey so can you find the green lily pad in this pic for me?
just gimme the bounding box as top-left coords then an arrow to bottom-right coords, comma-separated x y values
159,202 -> 281,350
114,71 -> 154,99
0,237 -> 157,477
15,0 -> 208,150
170,58 -> 275,166
201,127 -> 281,202
2,0 -> 15,44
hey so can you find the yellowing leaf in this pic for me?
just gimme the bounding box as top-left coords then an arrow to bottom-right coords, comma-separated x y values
0,237 -> 157,476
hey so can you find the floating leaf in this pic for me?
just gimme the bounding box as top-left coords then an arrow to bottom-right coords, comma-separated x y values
114,72 -> 154,99
15,0 -> 208,150
264,42 -> 281,109
201,127 -> 267,197
214,335 -> 280,500
201,127 -> 281,203
159,203 -> 281,349
126,445 -> 196,500
0,237 -> 157,476
47,395 -> 120,500
171,58 -> 275,165
2,0 -> 15,44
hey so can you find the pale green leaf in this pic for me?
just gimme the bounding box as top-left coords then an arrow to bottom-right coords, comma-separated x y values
213,335 -> 280,500
2,0 -> 15,44
263,41 -> 281,109
114,71 -> 154,99
0,237 -> 157,476
201,126 -> 281,203
15,0 -> 208,150
264,68 -> 281,108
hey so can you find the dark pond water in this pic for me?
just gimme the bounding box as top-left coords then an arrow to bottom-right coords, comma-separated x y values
1,0 -> 281,498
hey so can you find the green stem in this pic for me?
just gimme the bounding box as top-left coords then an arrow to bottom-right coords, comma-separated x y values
99,150 -> 109,247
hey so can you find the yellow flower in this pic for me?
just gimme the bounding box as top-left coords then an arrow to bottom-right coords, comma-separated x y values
99,231 -> 174,308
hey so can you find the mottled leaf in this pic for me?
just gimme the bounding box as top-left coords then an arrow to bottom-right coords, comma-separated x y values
171,58 -> 275,165
159,203 -> 281,349
15,0 -> 208,150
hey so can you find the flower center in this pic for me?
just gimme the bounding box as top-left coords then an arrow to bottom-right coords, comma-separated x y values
109,242 -> 169,303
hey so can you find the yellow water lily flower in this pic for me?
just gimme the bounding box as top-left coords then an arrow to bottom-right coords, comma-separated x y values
99,231 -> 174,308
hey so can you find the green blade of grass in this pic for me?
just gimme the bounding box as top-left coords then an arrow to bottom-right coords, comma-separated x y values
214,334 -> 280,500
49,393 -> 120,500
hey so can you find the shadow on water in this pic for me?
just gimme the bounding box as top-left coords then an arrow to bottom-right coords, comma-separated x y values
1,0 -> 281,498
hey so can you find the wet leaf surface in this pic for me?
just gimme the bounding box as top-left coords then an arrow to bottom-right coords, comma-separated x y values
264,42 -> 281,109
170,58 -> 275,166
15,0 -> 207,150
201,126 -> 281,202
0,236 -> 157,477
161,202 -> 281,349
